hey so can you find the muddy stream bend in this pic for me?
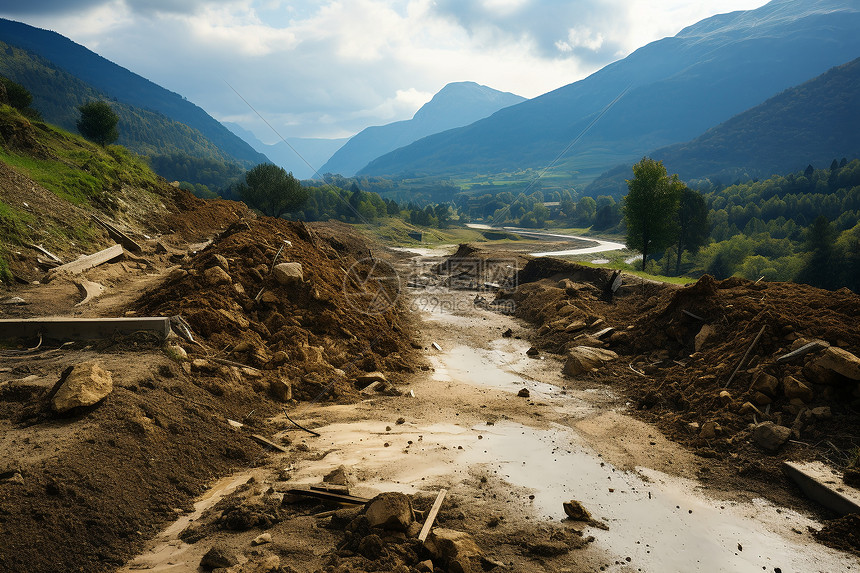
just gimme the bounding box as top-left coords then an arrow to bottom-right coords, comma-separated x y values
122,247 -> 859,573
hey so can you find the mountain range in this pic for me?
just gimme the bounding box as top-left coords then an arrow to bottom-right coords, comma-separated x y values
586,56 -> 860,196
0,17 -> 267,167
358,0 -> 860,187
320,82 -> 525,177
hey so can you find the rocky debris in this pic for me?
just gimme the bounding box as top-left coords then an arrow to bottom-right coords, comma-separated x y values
356,371 -> 388,387
814,346 -> 860,380
267,378 -> 291,402
424,528 -> 482,566
751,421 -> 792,452
517,388 -> 530,398
272,262 -> 303,286
526,346 -> 539,356
200,545 -> 239,570
204,265 -> 232,286
50,361 -> 113,413
251,532 -> 272,546
213,253 -> 229,270
365,492 -> 414,531
323,465 -> 350,486
562,346 -> 618,376
782,376 -> 814,402
562,500 -> 592,521
694,324 -> 714,353
502,328 -> 513,338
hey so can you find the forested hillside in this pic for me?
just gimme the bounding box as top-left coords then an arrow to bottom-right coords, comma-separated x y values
587,57 -> 860,196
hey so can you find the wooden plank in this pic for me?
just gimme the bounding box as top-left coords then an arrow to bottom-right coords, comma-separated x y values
0,317 -> 170,341
249,434 -> 289,453
285,488 -> 370,505
92,216 -> 143,253
46,244 -> 123,278
28,244 -> 63,263
418,488 -> 447,542
776,341 -> 828,364
782,461 -> 860,516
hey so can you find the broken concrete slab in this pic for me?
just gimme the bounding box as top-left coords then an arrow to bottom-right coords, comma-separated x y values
51,361 -> 113,413
782,461 -> 860,516
0,317 -> 171,342
45,244 -> 123,279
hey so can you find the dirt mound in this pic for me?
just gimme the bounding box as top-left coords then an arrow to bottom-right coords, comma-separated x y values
134,217 -> 417,402
814,513 -> 860,554
504,263 -> 860,479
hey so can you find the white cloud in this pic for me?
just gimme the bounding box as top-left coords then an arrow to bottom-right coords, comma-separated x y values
0,0 -> 770,139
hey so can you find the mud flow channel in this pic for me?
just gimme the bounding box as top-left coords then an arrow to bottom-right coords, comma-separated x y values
123,249 -> 859,573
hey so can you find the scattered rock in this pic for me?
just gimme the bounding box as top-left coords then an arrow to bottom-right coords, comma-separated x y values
51,361 -> 113,413
324,465 -> 350,486
718,390 -> 732,404
751,421 -> 792,452
416,560 -> 434,572
562,346 -> 618,376
700,421 -> 720,439
526,347 -> 539,357
203,265 -> 232,286
200,545 -> 239,570
750,371 -> 779,396
782,376 -> 814,402
517,388 -> 530,398
694,324 -> 715,353
424,528 -> 482,563
810,406 -> 832,419
252,532 -> 272,546
273,262 -> 303,286
268,378 -> 292,402
814,347 -> 860,380
356,372 -> 387,386
562,500 -> 592,521
365,492 -> 414,531
358,534 -> 385,560
502,328 -> 513,338
213,253 -> 229,270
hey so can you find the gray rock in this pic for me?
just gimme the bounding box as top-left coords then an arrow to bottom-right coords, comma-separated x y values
751,421 -> 791,452
52,361 -> 113,413
273,262 -> 303,286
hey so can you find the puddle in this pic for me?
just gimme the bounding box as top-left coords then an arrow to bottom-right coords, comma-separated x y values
298,419 -> 857,572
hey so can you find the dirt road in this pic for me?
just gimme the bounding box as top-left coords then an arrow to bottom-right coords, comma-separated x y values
119,246 -> 859,573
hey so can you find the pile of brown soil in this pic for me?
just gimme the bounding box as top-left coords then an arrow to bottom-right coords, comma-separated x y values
498,254 -> 860,474
134,216 -> 417,403
814,513 -> 860,554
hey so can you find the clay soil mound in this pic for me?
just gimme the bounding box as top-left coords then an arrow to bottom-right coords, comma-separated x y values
134,217 -> 417,402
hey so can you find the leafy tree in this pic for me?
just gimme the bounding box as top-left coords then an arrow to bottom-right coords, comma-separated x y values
674,187 -> 710,274
795,215 -> 838,289
0,76 -> 31,110
77,101 -> 119,146
623,158 -> 683,271
239,163 -> 309,218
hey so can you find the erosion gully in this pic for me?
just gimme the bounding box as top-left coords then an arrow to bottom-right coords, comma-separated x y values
122,246 -> 859,573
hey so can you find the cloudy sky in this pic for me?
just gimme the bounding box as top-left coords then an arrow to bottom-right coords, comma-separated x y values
0,0 -> 768,142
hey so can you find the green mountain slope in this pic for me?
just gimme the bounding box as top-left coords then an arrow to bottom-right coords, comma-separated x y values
586,57 -> 860,196
0,18 -> 268,167
359,0 -> 860,187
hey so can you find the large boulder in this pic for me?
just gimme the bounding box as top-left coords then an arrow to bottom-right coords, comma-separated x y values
365,492 -> 414,531
52,361 -> 113,413
562,346 -> 618,376
749,371 -> 779,396
751,421 -> 791,452
424,528 -> 482,562
813,347 -> 860,381
273,262 -> 303,286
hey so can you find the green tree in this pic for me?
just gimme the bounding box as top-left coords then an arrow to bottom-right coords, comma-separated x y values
623,158 -> 683,271
795,215 -> 838,289
0,76 -> 32,111
239,163 -> 309,218
674,187 -> 710,275
77,101 -> 119,146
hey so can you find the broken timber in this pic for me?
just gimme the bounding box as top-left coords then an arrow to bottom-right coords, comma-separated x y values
0,317 -> 170,342
286,488 -> 370,505
92,216 -> 143,253
249,434 -> 289,453
782,461 -> 860,516
46,244 -> 124,279
417,488 -> 447,542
